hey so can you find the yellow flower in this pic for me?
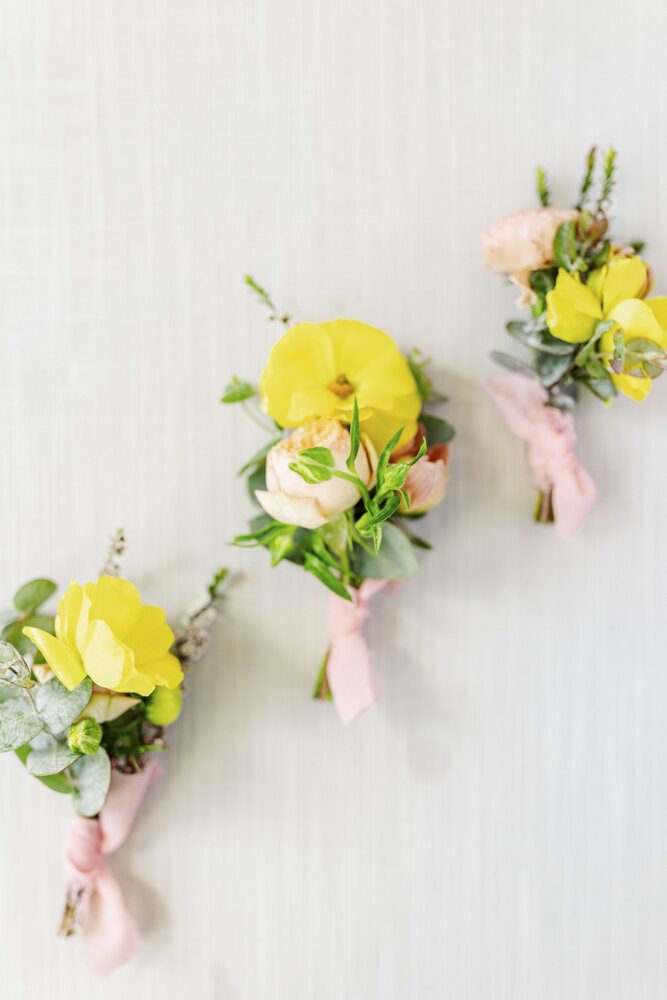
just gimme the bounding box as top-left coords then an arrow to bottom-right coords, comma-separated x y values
545,256 -> 666,399
24,576 -> 182,695
259,320 -> 421,450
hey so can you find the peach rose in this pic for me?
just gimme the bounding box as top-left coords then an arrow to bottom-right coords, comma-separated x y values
482,207 -> 578,306
255,418 -> 377,529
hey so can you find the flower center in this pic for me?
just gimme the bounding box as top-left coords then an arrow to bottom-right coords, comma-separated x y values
327,373 -> 355,398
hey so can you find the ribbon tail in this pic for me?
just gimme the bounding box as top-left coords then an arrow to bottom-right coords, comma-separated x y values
327,632 -> 381,726
551,462 -> 597,537
77,868 -> 140,977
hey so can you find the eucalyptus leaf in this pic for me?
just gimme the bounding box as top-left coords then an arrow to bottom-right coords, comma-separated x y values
27,741 -> 81,776
14,743 -> 72,794
352,522 -> 419,580
2,614 -> 55,657
0,641 -> 34,689
490,351 -> 537,378
247,464 -> 267,504
70,747 -> 112,818
34,677 -> 93,735
420,414 -> 455,446
14,579 -> 57,615
0,696 -> 44,752
580,374 -> 617,401
535,350 -> 574,388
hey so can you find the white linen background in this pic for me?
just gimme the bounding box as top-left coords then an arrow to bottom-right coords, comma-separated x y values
1,1 -> 666,997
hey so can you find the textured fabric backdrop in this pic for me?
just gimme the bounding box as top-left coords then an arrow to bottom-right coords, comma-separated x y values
2,2 -> 666,997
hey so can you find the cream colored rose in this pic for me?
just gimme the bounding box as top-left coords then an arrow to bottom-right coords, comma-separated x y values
255,418 -> 377,529
482,207 -> 578,306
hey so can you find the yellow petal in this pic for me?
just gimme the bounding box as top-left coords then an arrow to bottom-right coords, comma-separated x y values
123,605 -> 175,666
139,653 -> 184,690
80,619 -> 134,690
22,628 -> 86,690
645,297 -> 667,345
84,576 -> 142,640
54,580 -> 84,647
610,371 -> 652,401
546,271 -> 602,343
601,257 -> 649,313
606,298 -> 665,347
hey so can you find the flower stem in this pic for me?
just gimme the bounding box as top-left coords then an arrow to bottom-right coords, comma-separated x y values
534,487 -> 554,525
312,650 -> 333,702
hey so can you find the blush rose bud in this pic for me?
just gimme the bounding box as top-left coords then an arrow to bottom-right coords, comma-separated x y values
67,718 -> 103,755
392,426 -> 449,515
255,418 -> 377,529
482,207 -> 579,306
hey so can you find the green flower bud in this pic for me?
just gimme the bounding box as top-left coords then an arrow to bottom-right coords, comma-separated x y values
67,718 -> 103,755
145,686 -> 182,727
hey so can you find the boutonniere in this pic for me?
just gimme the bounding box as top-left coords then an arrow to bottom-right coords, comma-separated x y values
223,278 -> 454,724
0,531 -> 226,976
483,147 -> 666,535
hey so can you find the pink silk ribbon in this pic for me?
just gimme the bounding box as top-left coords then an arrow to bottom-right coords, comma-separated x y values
486,373 -> 597,537
63,755 -> 162,977
327,578 -> 391,726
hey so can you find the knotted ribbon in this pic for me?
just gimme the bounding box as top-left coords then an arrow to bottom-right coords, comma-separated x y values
327,578 -> 393,726
63,755 -> 162,977
486,373 -> 596,537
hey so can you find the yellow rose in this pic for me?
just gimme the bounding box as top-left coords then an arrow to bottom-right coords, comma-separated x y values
256,418 -> 376,529
545,256 -> 667,400
259,320 -> 421,451
23,576 -> 183,695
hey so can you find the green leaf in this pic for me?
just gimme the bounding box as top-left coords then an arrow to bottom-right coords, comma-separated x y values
34,677 -> 93,735
529,268 -> 557,298
238,436 -> 282,475
553,221 -> 578,273
0,696 -> 44,752
318,514 -> 350,560
302,554 -> 351,601
14,743 -> 72,793
288,460 -> 333,484
420,414 -> 455,446
347,397 -> 361,473
27,741 -> 81,776
70,747 -> 112,817
375,427 -> 404,490
221,377 -> 255,404
13,579 -> 57,615
357,493 -> 402,530
351,522 -> 419,580
299,447 -> 335,468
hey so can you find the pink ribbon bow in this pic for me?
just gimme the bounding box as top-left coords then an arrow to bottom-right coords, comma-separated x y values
486,373 -> 596,537
327,578 -> 393,726
63,756 -> 162,977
